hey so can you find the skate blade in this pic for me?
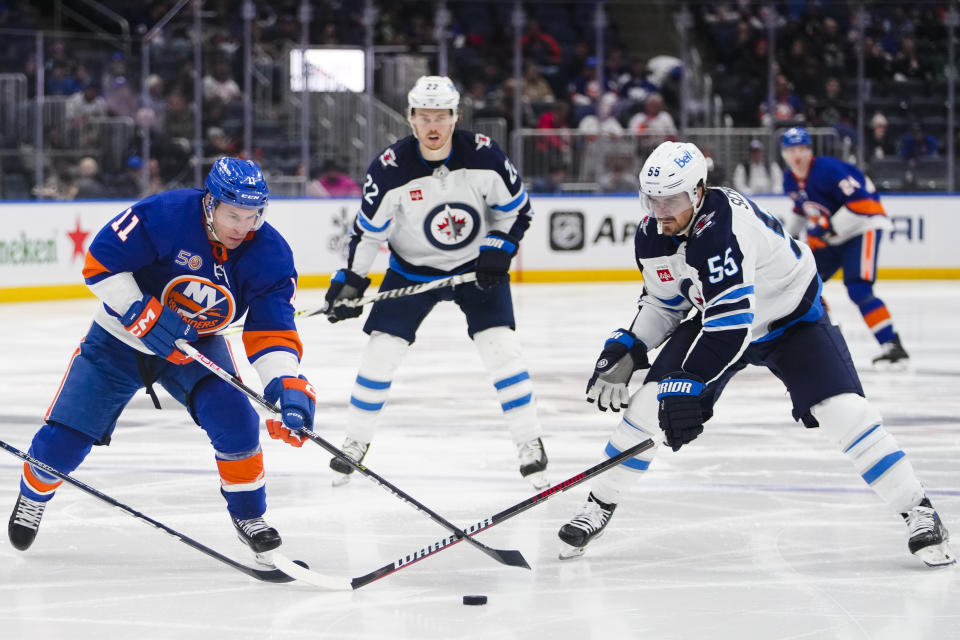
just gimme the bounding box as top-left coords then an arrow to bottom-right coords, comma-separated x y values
872,359 -> 910,372
525,471 -> 550,490
254,551 -> 277,568
558,544 -> 587,560
331,472 -> 352,487
914,541 -> 957,568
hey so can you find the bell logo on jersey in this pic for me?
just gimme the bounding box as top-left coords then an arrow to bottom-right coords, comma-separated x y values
379,147 -> 398,168
656,266 -> 674,282
410,189 -> 423,201
160,276 -> 236,335
423,202 -> 481,250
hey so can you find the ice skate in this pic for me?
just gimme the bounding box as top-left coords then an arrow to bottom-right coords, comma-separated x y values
329,438 -> 369,486
558,492 -> 617,559
902,498 -> 955,567
8,493 -> 46,551
518,437 -> 549,490
873,335 -> 909,370
232,516 -> 282,564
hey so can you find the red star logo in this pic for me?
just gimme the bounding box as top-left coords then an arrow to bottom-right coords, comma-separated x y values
66,218 -> 90,260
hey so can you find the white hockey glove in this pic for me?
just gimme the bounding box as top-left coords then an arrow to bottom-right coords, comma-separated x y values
586,328 -> 649,412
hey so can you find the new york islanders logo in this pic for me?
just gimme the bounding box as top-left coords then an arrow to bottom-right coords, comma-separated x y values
423,202 -> 480,250
160,276 -> 236,335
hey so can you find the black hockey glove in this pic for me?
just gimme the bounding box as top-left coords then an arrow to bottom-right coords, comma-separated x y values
586,328 -> 649,412
474,230 -> 518,290
323,268 -> 371,323
657,371 -> 706,452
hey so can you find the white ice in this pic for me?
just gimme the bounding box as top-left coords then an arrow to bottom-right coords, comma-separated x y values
1,280 -> 958,640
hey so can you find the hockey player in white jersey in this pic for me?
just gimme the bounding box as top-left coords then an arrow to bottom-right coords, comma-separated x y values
322,75 -> 548,489
557,141 -> 953,567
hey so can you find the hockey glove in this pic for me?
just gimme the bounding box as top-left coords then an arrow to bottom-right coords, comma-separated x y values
657,371 -> 706,452
586,328 -> 649,412
121,294 -> 198,365
805,215 -> 833,250
475,230 -> 518,290
323,268 -> 371,323
264,375 -> 317,446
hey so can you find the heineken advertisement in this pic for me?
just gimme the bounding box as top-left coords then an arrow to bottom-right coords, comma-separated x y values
0,232 -> 58,264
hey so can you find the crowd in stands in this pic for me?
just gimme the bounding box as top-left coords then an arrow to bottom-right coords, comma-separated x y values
697,1 -> 955,189
0,1 -> 956,200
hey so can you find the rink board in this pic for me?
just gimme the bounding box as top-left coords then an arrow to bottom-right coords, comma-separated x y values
0,194 -> 957,301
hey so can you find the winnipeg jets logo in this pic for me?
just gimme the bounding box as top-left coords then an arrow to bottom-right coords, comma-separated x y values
423,202 -> 480,250
693,211 -> 716,237
475,133 -> 492,150
379,147 -> 398,168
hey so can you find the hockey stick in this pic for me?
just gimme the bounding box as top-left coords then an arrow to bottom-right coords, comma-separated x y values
222,273 -> 477,335
0,438 -> 350,589
176,340 -> 530,571
349,438 -> 656,589
304,272 -> 478,318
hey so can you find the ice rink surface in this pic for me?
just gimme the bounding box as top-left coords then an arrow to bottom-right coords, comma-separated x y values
0,280 -> 958,640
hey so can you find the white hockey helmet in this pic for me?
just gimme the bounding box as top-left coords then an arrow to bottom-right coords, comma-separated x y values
407,75 -> 460,115
638,141 -> 708,220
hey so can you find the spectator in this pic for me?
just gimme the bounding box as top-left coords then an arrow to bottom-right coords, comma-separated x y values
899,121 -> 939,161
535,100 -> 571,154
33,157 -> 76,200
104,75 -> 138,119
45,60 -> 81,96
866,112 -> 896,160
530,163 -> 567,194
521,19 -> 562,68
732,139 -> 784,194
110,155 -> 145,199
205,126 -> 236,157
617,57 -> 657,104
628,93 -> 677,153
203,58 -> 242,105
74,157 -> 109,199
315,159 -> 361,197
759,74 -> 804,125
521,63 -> 555,106
65,81 -> 108,147
598,158 -> 636,193
163,91 -> 194,141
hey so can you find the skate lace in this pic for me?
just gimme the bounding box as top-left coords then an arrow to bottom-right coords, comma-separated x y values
568,500 -> 610,533
13,497 -> 45,529
236,517 -> 271,537
906,506 -> 936,537
517,439 -> 544,465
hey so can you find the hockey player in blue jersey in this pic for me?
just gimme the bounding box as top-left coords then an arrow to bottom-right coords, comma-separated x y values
321,75 -> 549,489
780,126 -> 908,366
556,141 -> 953,567
8,158 -> 317,560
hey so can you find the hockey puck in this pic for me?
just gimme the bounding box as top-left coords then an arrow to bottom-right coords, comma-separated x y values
293,560 -> 309,569
462,595 -> 487,606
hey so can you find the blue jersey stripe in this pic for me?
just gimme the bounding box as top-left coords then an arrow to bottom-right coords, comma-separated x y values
495,371 -> 530,390
861,450 -> 905,484
350,396 -> 384,412
491,187 -> 527,212
356,375 -> 391,390
358,212 -> 390,233
604,442 -> 650,470
501,393 -> 532,411
703,312 -> 755,328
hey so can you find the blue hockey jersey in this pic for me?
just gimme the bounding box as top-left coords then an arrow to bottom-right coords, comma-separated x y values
82,189 -> 302,376
782,155 -> 891,245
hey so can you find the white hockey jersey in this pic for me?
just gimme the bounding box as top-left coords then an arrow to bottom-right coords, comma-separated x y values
630,187 -> 821,384
344,130 -> 533,279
